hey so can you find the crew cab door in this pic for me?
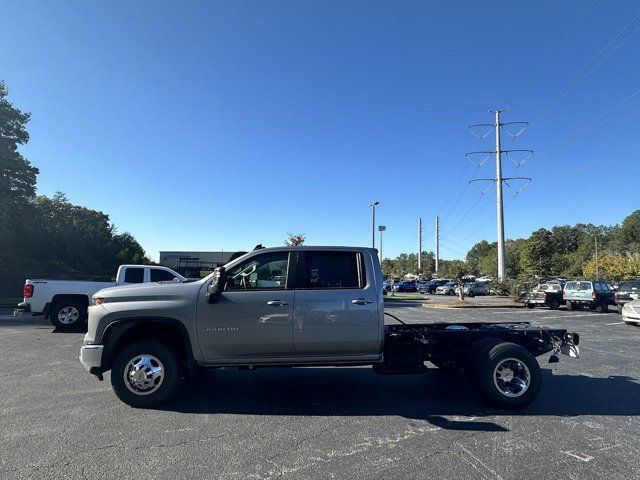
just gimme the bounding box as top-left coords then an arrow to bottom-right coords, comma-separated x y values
196,251 -> 295,361
292,250 -> 381,358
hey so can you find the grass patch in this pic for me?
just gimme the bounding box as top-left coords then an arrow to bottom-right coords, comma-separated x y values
384,295 -> 426,301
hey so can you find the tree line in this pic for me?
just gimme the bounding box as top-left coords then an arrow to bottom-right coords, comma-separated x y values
382,210 -> 640,282
0,81 -> 149,297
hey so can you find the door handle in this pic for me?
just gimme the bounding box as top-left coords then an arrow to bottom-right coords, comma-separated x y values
267,300 -> 289,306
352,298 -> 373,305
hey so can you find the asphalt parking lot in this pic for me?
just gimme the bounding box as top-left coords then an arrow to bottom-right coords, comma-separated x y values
1,304 -> 639,480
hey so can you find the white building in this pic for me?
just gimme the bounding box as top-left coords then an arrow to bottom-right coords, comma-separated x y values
159,251 -> 238,278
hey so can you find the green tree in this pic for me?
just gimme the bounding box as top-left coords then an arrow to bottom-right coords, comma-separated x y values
519,228 -> 553,276
617,210 -> 640,253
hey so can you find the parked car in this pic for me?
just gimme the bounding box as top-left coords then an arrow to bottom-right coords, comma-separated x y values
524,283 -> 564,310
455,282 -> 489,297
621,298 -> 640,325
80,245 -> 580,409
614,280 -> 640,314
476,275 -> 494,283
563,280 -> 615,313
15,265 -> 186,329
392,280 -> 418,292
436,282 -> 457,295
420,279 -> 451,294
382,279 -> 392,292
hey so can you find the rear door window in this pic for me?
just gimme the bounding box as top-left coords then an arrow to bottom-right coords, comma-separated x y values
594,282 -> 602,292
579,282 -> 592,291
150,269 -> 177,282
565,282 -> 577,291
303,251 -> 364,289
124,268 -> 144,284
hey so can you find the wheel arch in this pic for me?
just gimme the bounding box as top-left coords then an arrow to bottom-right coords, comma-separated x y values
100,317 -> 196,377
49,294 -> 89,318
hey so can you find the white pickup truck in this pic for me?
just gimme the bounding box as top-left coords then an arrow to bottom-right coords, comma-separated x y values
16,265 -> 185,329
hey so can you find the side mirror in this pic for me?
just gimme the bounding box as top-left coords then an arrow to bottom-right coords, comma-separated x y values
206,267 -> 226,304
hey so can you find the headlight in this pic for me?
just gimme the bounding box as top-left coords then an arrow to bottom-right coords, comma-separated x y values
92,297 -> 105,306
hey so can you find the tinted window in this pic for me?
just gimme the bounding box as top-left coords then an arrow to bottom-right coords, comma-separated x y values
594,282 -> 602,292
579,282 -> 592,291
150,269 -> 177,282
565,282 -> 577,291
226,252 -> 288,290
304,251 -> 362,289
620,281 -> 640,291
124,268 -> 144,284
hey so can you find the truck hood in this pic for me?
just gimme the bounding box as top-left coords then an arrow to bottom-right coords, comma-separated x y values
94,279 -> 204,301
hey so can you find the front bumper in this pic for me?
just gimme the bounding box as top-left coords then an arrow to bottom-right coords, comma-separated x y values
622,305 -> 640,324
79,344 -> 104,378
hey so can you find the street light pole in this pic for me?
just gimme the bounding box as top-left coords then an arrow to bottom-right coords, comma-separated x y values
378,225 -> 386,262
370,201 -> 379,248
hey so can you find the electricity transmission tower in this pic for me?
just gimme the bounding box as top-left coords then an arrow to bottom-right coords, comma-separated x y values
467,110 -> 533,281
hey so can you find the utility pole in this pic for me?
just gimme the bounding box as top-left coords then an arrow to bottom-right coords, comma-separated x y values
595,236 -> 599,278
418,218 -> 422,274
435,216 -> 440,275
468,110 -> 533,281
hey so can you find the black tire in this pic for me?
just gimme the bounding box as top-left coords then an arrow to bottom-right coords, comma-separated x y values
596,303 -> 607,313
566,301 -> 575,311
468,290 -> 475,298
447,289 -> 454,296
49,301 -> 87,330
526,303 -> 535,309
624,321 -> 638,326
549,298 -> 560,310
473,342 -> 541,409
429,288 -> 436,294
111,340 -> 180,408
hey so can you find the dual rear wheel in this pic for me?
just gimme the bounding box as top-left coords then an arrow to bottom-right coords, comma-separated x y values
463,342 -> 541,409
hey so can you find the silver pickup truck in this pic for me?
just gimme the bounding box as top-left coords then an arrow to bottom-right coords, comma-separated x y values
80,246 -> 579,409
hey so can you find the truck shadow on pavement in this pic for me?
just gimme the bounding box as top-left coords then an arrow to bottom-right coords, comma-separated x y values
160,367 -> 640,432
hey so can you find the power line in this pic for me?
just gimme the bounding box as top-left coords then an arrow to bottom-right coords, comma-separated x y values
532,12 -> 640,125
541,0 -> 600,70
536,88 -> 640,166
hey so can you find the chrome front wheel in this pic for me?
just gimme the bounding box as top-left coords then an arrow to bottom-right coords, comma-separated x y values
124,354 -> 165,395
111,340 -> 179,408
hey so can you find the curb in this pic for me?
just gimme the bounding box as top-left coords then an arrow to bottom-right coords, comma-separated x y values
422,303 -> 524,309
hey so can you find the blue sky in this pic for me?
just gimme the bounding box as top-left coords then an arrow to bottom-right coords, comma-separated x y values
2,0 -> 639,262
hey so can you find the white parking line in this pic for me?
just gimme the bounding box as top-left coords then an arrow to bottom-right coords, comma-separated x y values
539,314 -> 593,320
604,321 -> 625,325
